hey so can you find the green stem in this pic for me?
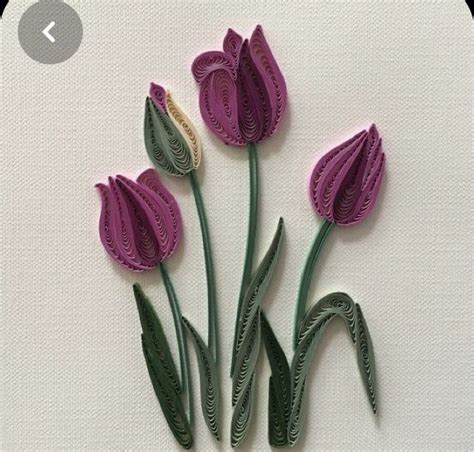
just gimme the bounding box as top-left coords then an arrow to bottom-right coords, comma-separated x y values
159,262 -> 194,427
189,170 -> 218,364
230,143 -> 258,377
293,220 -> 334,350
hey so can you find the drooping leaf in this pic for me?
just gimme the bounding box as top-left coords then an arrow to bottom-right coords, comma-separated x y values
181,316 -> 220,440
141,335 -> 193,449
296,292 -> 357,346
133,283 -> 181,394
230,373 -> 256,448
261,312 -> 290,447
355,304 -> 377,414
289,293 -> 358,446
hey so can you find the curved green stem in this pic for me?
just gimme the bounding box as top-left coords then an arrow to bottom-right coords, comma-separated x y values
293,220 -> 334,350
189,170 -> 218,364
159,262 -> 194,427
230,143 -> 258,377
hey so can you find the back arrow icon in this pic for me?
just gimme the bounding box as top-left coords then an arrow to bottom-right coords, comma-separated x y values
42,21 -> 56,43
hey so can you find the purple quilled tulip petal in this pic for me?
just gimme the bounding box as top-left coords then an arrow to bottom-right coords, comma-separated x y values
236,39 -> 271,142
116,176 -> 174,261
223,28 -> 243,65
96,182 -> 151,271
137,168 -> 182,258
149,82 -> 168,113
309,126 -> 385,226
248,25 -> 287,140
192,25 -> 287,146
197,66 -> 245,145
96,169 -> 182,271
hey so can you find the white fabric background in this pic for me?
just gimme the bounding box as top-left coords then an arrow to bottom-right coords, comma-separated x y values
1,0 -> 472,450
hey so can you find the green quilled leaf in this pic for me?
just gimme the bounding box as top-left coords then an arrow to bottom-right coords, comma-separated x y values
261,312 -> 291,448
144,97 -> 193,176
355,304 -> 377,414
231,218 -> 285,446
289,293 -> 377,446
231,373 -> 256,448
133,283 -> 181,395
181,316 -> 220,441
141,335 -> 193,449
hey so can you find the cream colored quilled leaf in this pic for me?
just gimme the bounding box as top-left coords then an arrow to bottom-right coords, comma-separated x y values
166,91 -> 202,170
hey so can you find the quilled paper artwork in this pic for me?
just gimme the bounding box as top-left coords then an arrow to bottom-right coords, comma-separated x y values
96,24 -> 385,449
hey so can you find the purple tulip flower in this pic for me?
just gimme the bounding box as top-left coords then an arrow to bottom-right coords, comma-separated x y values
96,168 -> 182,271
309,124 -> 385,226
192,25 -> 287,145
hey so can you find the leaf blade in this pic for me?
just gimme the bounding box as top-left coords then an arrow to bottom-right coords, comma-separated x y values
355,304 -> 377,414
181,316 -> 220,441
261,312 -> 290,447
141,335 -> 193,449
133,283 -> 181,394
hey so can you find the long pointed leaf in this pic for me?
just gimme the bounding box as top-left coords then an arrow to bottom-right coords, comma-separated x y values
181,316 -> 220,440
231,218 -> 284,448
261,313 -> 290,447
230,374 -> 256,448
232,311 -> 261,406
133,283 -> 181,394
233,218 -> 284,366
355,304 -> 377,414
232,218 -> 284,404
141,335 -> 193,449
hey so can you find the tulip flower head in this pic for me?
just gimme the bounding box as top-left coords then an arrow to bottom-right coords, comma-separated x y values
192,25 -> 287,146
144,83 -> 202,176
309,125 -> 385,226
96,169 -> 182,271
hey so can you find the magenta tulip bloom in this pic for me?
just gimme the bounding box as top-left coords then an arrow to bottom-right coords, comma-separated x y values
192,25 -> 287,145
96,168 -> 182,271
309,124 -> 385,226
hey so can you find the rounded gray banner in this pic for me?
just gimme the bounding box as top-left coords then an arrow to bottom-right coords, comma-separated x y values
18,0 -> 83,64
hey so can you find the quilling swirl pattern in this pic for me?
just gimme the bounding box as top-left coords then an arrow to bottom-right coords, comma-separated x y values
134,284 -> 193,449
96,169 -> 182,271
289,293 -> 377,446
192,25 -> 287,145
181,317 -> 220,440
309,124 -> 385,226
231,218 -> 284,447
145,83 -> 201,176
